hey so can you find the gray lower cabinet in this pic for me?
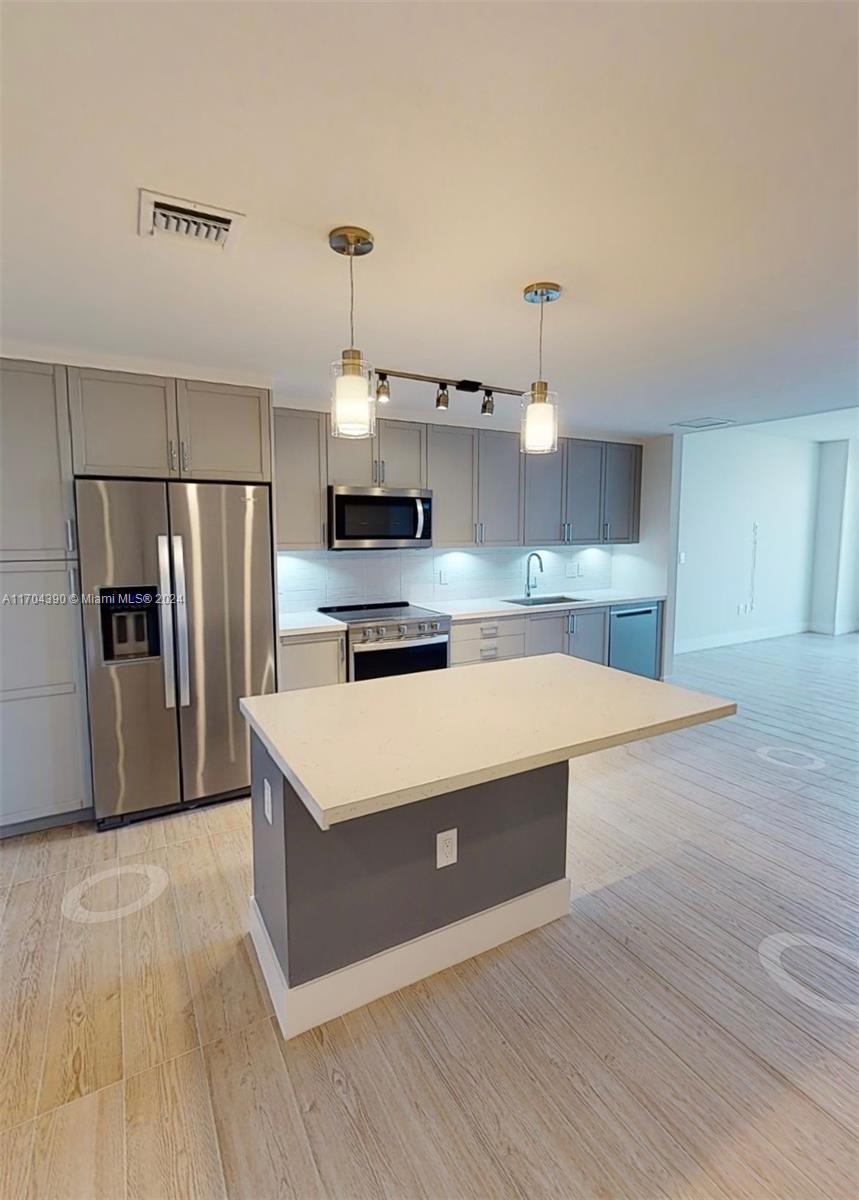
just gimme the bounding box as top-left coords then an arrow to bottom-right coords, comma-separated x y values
274,410 -> 327,549
477,430 -> 523,546
525,611 -> 568,656
176,379 -> 271,481
567,606 -> 609,664
278,633 -> 345,691
602,441 -> 642,543
1,359 -> 75,561
69,367 -> 272,482
0,561 -> 90,826
523,447 -> 566,545
565,438 -> 605,546
69,366 -> 179,478
427,425 -> 478,547
376,419 -> 426,488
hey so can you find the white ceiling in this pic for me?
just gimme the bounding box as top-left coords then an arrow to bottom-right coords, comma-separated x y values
1,2 -> 856,437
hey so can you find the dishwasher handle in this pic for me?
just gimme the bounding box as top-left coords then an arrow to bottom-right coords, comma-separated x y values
613,608 -> 655,618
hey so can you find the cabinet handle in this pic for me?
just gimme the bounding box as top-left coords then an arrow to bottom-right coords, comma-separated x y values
478,521 -> 485,543
372,460 -> 378,484
571,614 -> 577,635
67,564 -> 77,597
480,624 -> 499,637
65,517 -> 76,554
380,459 -> 386,483
181,441 -> 190,472
603,521 -> 611,541
168,439 -> 178,471
480,645 -> 498,658
322,521 -> 327,546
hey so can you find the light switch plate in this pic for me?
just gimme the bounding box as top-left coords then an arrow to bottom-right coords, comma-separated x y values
263,778 -> 272,825
436,828 -> 457,868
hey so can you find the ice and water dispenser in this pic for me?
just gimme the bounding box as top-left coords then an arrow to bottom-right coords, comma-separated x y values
98,587 -> 161,662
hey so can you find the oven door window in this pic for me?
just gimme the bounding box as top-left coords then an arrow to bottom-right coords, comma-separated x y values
352,640 -> 447,681
335,495 -> 430,543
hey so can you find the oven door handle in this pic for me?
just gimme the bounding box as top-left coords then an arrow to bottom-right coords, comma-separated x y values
352,634 -> 449,653
415,497 -> 424,540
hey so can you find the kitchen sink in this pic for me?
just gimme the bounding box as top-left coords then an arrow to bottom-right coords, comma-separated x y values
505,595 -> 576,606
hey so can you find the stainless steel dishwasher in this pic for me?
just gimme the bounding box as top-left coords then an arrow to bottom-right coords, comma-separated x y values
608,603 -> 661,678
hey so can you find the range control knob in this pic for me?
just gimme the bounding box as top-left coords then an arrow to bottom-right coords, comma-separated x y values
419,622 -> 430,634
377,626 -> 388,638
431,620 -> 440,631
364,627 -> 377,642
398,624 -> 408,636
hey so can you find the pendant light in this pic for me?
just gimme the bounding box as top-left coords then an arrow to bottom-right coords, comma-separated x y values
329,226 -> 375,439
521,282 -> 561,454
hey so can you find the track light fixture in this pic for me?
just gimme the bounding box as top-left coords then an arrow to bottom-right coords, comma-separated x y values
328,226 -> 375,439
376,374 -> 390,404
435,383 -> 450,410
481,389 -> 495,416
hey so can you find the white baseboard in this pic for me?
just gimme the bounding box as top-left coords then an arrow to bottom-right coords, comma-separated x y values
249,879 -> 571,1040
674,622 -> 809,654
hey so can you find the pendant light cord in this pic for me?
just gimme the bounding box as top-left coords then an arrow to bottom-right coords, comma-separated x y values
349,251 -> 355,348
538,297 -> 544,380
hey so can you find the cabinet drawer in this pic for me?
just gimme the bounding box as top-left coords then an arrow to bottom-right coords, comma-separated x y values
451,633 -> 525,664
451,616 -> 526,644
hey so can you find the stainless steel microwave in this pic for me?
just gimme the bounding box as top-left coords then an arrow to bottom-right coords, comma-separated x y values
328,486 -> 432,550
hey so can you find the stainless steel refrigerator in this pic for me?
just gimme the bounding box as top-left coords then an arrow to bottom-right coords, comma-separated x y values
76,479 -> 275,824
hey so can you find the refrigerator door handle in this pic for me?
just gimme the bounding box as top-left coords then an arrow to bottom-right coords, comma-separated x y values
172,534 -> 191,707
157,535 -> 177,709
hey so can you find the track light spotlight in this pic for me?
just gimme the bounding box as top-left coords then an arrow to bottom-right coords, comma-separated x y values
481,389 -> 495,416
435,383 -> 450,410
376,374 -> 390,404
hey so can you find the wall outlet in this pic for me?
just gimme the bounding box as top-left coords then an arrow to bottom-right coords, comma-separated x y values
436,828 -> 457,869
678,551 -> 686,565
439,569 -> 448,585
263,778 -> 272,825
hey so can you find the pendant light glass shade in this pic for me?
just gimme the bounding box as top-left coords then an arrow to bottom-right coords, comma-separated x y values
521,381 -> 558,454
330,350 -> 375,438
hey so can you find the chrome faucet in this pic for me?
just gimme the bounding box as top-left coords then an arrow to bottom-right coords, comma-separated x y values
526,552 -> 544,598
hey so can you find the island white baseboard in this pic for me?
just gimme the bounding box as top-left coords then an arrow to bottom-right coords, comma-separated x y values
249,878 -> 572,1040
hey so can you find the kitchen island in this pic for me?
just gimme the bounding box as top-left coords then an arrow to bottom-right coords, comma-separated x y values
240,654 -> 735,1039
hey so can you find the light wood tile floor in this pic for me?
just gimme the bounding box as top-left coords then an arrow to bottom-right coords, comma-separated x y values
0,632 -> 856,1198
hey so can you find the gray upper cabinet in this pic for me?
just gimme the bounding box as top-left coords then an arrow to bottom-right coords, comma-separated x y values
477,430 -> 523,546
523,447 -> 565,546
69,366 -> 178,478
564,438 -> 604,546
426,425 -> 478,547
326,426 -> 376,486
1,359 -> 75,560
602,442 -> 642,543
376,419 -> 426,489
567,606 -> 608,664
176,379 -> 271,481
274,410 -> 327,549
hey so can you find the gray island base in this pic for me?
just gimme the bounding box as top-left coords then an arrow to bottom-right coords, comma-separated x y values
240,654 -> 735,1039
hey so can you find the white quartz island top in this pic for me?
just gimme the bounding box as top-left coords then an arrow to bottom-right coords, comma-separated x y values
241,654 -> 735,830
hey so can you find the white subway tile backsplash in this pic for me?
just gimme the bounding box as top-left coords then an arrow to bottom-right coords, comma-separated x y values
277,545 -> 613,617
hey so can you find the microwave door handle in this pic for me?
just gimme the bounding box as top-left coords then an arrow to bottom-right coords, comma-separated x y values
415,497 -> 424,540
157,535 -> 176,709
172,534 -> 191,707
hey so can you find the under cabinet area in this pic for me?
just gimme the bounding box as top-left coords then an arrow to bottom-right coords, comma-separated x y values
68,366 -> 271,482
278,632 -> 346,690
1,359 -> 75,561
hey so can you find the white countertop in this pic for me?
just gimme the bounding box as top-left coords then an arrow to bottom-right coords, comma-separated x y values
278,591 -> 665,636
241,654 -> 734,830
278,611 -> 346,637
433,591 -> 666,621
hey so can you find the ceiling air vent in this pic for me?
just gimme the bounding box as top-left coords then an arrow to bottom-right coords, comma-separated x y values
671,417 -> 737,430
138,189 -> 245,251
